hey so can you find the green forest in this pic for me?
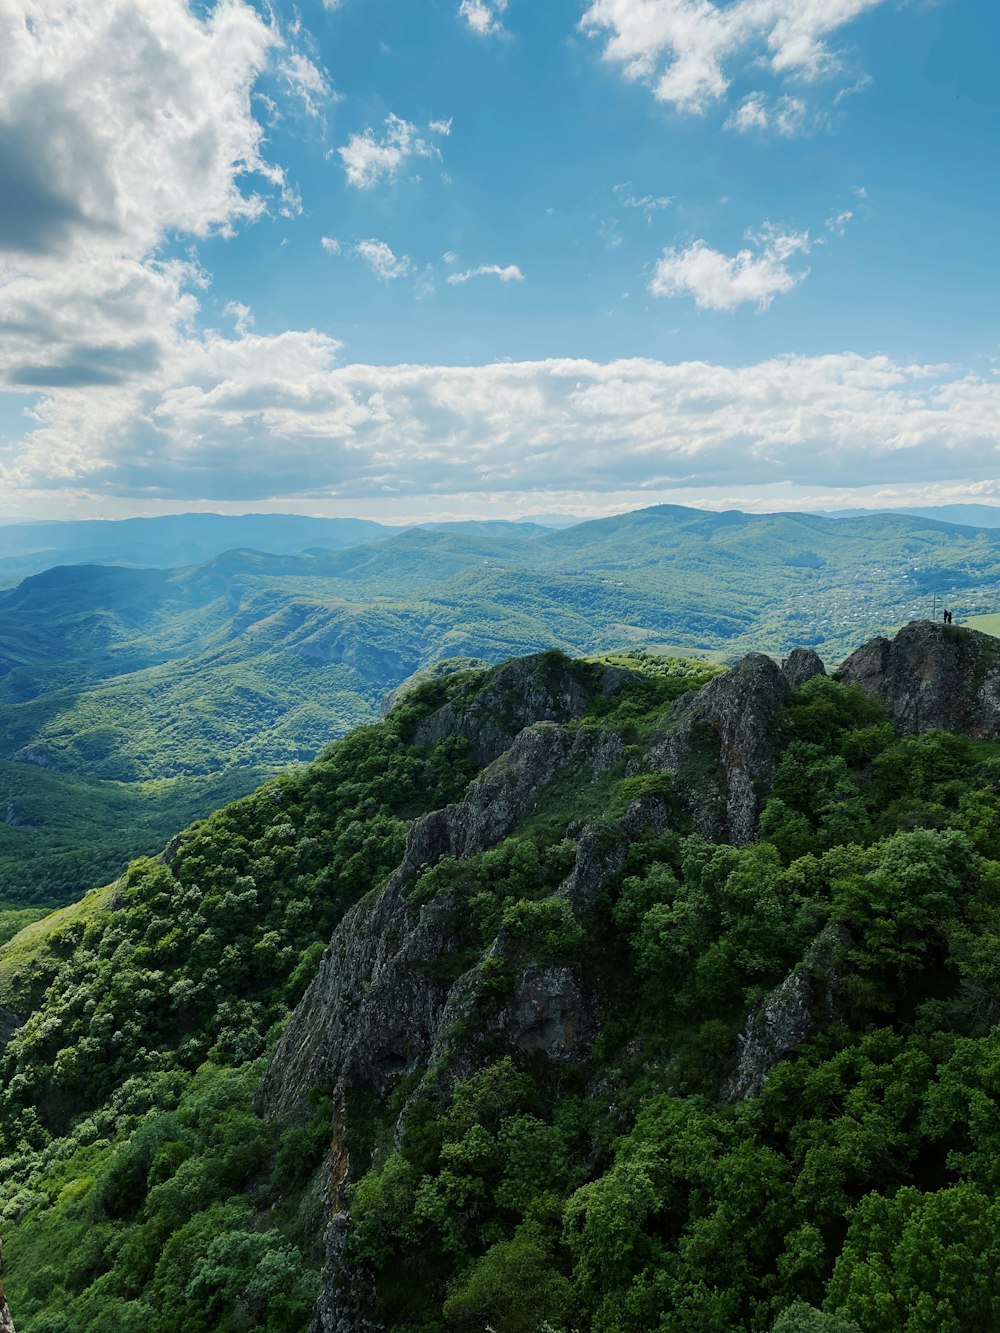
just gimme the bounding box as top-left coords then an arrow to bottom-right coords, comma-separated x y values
4,504 -> 1000,907
2,646 -> 1000,1331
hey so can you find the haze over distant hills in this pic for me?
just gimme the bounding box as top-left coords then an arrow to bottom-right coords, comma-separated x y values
4,502 -> 1000,903
819,504 -> 1000,527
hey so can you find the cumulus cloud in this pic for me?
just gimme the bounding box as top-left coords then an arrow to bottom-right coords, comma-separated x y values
320,236 -> 342,254
459,0 -> 508,37
337,114 -> 449,189
0,0 -> 282,258
354,239 -> 412,281
8,351 -> 1000,505
581,0 -> 887,115
649,225 -> 812,310
223,301 -> 254,336
447,263 -> 525,284
0,0 -> 312,398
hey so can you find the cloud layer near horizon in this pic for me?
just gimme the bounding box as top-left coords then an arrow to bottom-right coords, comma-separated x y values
6,347 -> 1000,503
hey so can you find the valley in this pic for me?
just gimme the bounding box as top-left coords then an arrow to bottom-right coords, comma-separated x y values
3,505 -> 1000,903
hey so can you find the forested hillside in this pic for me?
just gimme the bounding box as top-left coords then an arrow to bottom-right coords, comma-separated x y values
5,505 -> 1000,905
2,622 -> 1000,1330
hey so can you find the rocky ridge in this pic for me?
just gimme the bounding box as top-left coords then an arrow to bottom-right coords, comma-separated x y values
262,620 -> 995,1332
840,618 -> 1000,736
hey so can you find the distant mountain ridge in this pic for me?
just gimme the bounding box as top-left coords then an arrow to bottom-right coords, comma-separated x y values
819,502 -> 1000,528
4,502 -> 1000,901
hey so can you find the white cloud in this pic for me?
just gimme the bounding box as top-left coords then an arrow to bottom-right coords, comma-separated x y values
223,301 -> 254,335
0,0 -> 283,258
320,236 -> 342,254
581,0 -> 887,115
725,93 -> 810,136
825,209 -> 854,236
337,113 -> 448,189
442,251 -> 459,264
9,351 -> 1000,506
614,182 -> 672,222
429,118 -> 453,135
459,0 -> 508,37
649,225 -> 812,310
278,51 -> 334,118
447,263 -> 525,285
354,239 -> 412,281
0,0 -> 312,399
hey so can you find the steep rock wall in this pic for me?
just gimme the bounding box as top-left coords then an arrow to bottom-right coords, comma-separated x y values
840,619 -> 1000,737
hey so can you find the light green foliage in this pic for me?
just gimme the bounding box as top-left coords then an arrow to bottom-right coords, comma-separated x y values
827,1186 -> 1000,1332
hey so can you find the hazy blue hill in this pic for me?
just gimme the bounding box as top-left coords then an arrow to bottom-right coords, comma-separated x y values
824,503 -> 1000,528
419,518 -> 553,539
0,512 -> 398,584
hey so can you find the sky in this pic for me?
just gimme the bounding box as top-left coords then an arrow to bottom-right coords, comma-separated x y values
1,0 -> 999,522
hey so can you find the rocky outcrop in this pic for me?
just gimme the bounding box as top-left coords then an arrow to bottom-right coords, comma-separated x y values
408,651 -> 635,768
782,647 -> 826,689
0,1007 -> 22,1054
840,619 -> 1000,737
645,653 -> 790,845
0,1290 -> 13,1333
558,792 -> 671,913
260,721 -> 624,1123
724,924 -> 848,1102
261,711 -> 627,1331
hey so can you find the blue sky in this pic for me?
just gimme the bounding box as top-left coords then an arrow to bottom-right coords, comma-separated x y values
1,0 -> 999,520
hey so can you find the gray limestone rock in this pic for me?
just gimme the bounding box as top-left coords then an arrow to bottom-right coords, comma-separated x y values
558,793 -> 670,914
840,619 -> 1000,737
0,1007 -> 22,1054
409,652 -> 635,769
782,647 -> 827,690
724,924 -> 848,1102
260,721 -> 625,1123
645,653 -> 790,845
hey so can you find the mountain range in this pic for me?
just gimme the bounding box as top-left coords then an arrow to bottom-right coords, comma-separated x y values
4,503 -> 1000,902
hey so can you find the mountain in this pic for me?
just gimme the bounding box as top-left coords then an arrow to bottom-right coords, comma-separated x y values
0,512 -> 398,585
2,622 -> 1000,1331
823,503 -> 1000,528
6,503 -> 1000,902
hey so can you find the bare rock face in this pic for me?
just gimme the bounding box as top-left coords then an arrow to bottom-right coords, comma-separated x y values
840,619 -> 1000,737
259,722 -> 620,1124
782,647 -> 826,690
558,793 -> 671,914
0,1007 -> 21,1055
645,653 -> 791,845
408,651 -> 635,769
261,715 -> 622,1332
724,924 -> 848,1102
0,1291 -> 14,1333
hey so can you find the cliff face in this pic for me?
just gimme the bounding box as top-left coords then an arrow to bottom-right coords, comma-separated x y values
840,619 -> 1000,737
644,653 -> 795,846
409,651 -> 634,768
261,659 -> 639,1332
